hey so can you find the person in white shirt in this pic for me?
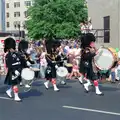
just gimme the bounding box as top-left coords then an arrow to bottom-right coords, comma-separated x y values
40,47 -> 47,79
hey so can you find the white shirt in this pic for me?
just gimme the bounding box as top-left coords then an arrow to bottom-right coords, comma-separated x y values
73,48 -> 81,58
40,52 -> 47,66
27,48 -> 33,54
118,51 -> 120,58
64,46 -> 70,51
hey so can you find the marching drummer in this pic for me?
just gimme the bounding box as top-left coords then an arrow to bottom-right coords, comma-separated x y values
44,40 -> 60,92
79,33 -> 103,95
55,45 -> 67,85
18,40 -> 35,88
4,38 -> 26,102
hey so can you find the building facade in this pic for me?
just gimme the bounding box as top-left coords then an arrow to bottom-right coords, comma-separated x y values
87,0 -> 120,48
5,0 -> 33,35
0,0 -> 5,31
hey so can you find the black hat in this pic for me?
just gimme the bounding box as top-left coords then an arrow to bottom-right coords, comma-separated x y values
4,37 -> 16,53
45,39 -> 61,54
18,40 -> 28,52
81,33 -> 96,48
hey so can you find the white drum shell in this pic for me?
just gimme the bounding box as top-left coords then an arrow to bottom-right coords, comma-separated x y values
21,68 -> 35,80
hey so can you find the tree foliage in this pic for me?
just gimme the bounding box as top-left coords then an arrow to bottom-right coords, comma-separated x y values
26,0 -> 88,40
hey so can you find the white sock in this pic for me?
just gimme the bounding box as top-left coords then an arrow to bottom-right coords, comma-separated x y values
84,79 -> 91,91
78,76 -> 84,83
6,87 -> 12,98
44,80 -> 49,89
95,86 -> 102,95
14,93 -> 21,101
53,84 -> 59,91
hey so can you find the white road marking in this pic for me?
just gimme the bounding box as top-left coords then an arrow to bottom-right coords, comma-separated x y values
63,106 -> 120,116
0,96 -> 12,100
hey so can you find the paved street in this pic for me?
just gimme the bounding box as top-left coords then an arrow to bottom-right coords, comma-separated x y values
0,76 -> 120,120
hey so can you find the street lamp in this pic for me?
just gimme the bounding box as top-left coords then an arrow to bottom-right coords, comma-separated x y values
17,23 -> 26,40
18,24 -> 20,40
14,21 -> 26,40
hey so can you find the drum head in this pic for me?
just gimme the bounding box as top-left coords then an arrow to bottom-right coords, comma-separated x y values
94,48 -> 115,70
21,68 -> 35,80
57,67 -> 68,77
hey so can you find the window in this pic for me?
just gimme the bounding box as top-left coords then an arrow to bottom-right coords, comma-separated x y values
22,21 -> 26,29
6,12 -> 9,18
104,16 -> 110,43
24,11 -> 28,18
14,12 -> 20,17
6,22 -> 10,28
14,21 -> 20,28
24,1 -> 31,7
14,2 -> 20,8
6,3 -> 9,8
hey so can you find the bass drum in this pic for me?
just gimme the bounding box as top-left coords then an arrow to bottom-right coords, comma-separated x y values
94,47 -> 115,70
108,47 -> 118,58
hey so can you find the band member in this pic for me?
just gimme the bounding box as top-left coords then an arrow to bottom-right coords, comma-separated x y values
55,45 -> 67,85
79,33 -> 103,95
18,40 -> 35,87
44,40 -> 60,92
4,38 -> 26,101
18,40 -> 34,65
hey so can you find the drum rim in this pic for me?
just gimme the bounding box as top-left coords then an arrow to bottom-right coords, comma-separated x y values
94,47 -> 115,70
65,63 -> 73,67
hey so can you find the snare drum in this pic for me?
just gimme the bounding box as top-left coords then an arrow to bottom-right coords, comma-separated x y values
64,63 -> 73,73
56,66 -> 68,83
21,68 -> 35,80
56,67 -> 68,78
94,47 -> 115,70
21,68 -> 35,92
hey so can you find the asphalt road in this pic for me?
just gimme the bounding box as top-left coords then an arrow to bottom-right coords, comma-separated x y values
0,76 -> 120,120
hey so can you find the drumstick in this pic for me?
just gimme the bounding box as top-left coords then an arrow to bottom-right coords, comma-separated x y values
94,50 -> 103,61
30,67 -> 40,71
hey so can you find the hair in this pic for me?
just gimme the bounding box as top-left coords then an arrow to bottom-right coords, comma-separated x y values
35,47 -> 42,53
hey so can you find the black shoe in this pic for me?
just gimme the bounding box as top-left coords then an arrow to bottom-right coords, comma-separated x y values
45,87 -> 48,90
79,81 -> 83,85
84,89 -> 89,93
15,99 -> 22,102
111,81 -> 116,84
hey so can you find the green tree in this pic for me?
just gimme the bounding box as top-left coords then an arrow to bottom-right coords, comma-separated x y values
26,0 -> 88,40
